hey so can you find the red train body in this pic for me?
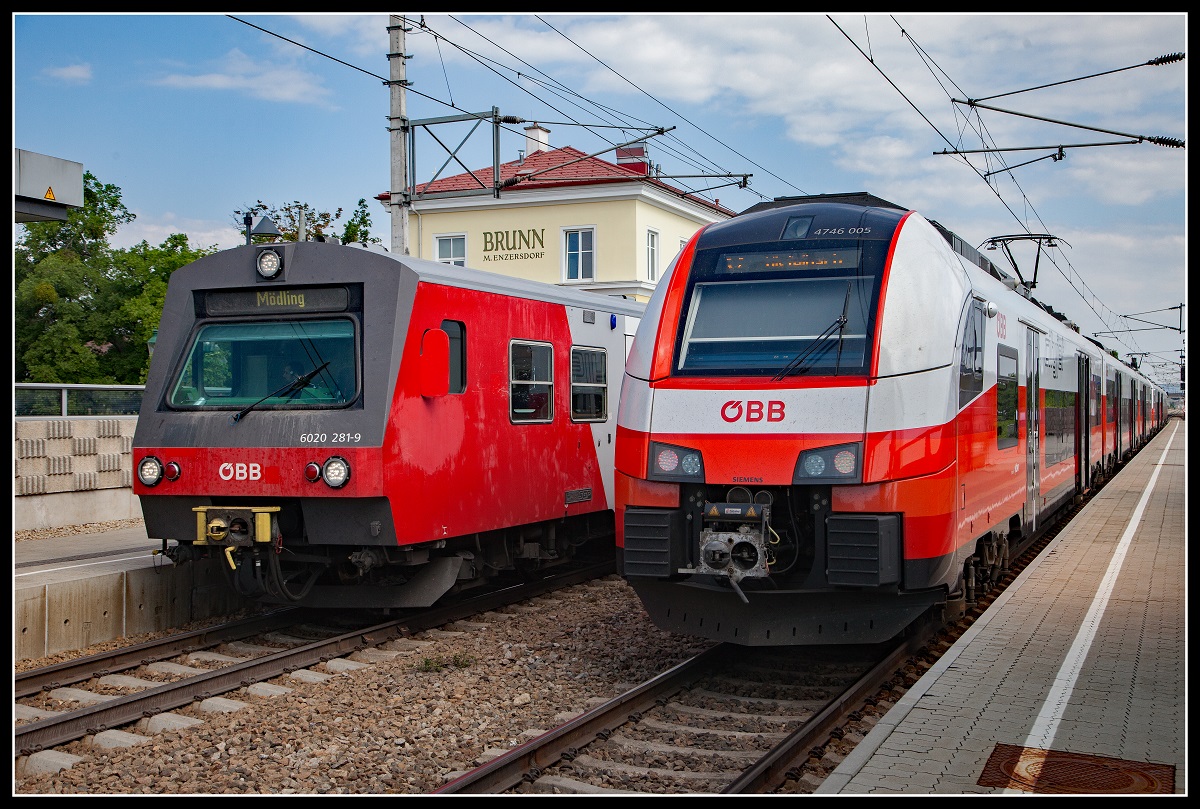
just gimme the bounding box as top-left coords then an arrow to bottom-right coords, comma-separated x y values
616,197 -> 1168,645
133,241 -> 643,607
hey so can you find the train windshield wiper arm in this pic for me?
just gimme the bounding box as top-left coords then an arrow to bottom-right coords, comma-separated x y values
230,360 -> 331,424
771,283 -> 853,381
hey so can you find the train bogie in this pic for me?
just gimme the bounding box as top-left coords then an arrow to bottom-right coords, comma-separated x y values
133,241 -> 643,608
616,197 -> 1167,646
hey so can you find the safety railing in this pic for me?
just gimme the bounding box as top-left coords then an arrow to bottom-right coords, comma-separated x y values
14,383 -> 145,418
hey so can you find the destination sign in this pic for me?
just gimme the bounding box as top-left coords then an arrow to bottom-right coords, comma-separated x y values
720,248 -> 860,273
205,286 -> 349,316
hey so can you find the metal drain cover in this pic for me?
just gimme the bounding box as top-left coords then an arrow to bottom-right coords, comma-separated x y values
979,743 -> 1174,794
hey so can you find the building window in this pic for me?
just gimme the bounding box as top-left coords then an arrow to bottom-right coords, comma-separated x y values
436,235 -> 466,266
510,340 -> 553,422
564,228 -> 594,281
647,230 -> 659,281
570,347 -> 607,421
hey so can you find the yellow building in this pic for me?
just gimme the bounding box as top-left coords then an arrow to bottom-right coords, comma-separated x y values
378,124 -> 734,302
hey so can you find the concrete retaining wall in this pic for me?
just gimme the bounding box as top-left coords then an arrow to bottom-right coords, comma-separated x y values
14,418 -> 140,531
15,560 -> 251,661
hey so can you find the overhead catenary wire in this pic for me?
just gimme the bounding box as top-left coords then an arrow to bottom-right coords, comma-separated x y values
831,14 -> 1174,361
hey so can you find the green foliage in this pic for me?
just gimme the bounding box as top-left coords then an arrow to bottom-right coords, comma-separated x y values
414,653 -> 476,672
15,171 -> 134,278
233,198 -> 381,246
14,174 -> 215,384
339,198 -> 381,246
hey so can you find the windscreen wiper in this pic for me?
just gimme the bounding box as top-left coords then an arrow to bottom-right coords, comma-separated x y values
771,283 -> 852,381
230,360 -> 331,424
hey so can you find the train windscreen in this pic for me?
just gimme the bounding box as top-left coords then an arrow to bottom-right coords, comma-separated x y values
167,319 -> 357,409
673,240 -> 887,377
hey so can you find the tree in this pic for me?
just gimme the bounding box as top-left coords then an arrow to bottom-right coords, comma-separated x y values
15,171 -> 135,282
15,250 -> 107,382
97,233 -> 214,383
338,198 -> 380,246
233,200 -> 342,243
231,198 -> 381,246
15,173 -> 214,384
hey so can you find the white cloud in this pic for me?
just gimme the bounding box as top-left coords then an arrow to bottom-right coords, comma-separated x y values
151,48 -> 336,107
42,63 -> 92,83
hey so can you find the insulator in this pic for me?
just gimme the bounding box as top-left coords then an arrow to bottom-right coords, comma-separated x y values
1148,52 -> 1184,65
498,115 -> 525,124
1147,136 -> 1184,148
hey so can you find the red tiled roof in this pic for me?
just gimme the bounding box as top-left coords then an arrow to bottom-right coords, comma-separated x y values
378,146 -> 733,216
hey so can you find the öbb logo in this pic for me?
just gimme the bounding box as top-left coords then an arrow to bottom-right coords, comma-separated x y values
721,400 -> 785,423
219,462 -> 262,481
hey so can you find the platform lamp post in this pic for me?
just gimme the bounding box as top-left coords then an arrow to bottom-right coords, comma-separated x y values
147,328 -> 157,359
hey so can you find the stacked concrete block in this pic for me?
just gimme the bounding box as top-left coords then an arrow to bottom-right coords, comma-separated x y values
14,417 -> 142,530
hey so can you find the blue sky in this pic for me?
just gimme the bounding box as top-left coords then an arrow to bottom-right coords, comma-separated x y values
13,13 -> 1187,385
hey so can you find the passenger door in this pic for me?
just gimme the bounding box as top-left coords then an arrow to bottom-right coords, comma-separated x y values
1025,327 -> 1041,535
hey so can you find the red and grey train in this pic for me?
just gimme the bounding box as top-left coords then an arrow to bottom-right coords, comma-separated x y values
615,196 -> 1168,646
132,240 -> 643,608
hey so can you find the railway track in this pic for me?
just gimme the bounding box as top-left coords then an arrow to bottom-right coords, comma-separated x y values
15,480 -> 1093,792
434,493 -> 1086,795
15,560 -> 612,761
436,634 -> 925,794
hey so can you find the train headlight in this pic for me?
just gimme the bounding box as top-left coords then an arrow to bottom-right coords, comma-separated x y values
256,248 -> 283,279
321,456 -> 351,489
138,456 -> 164,487
648,441 -> 704,482
794,443 -> 862,484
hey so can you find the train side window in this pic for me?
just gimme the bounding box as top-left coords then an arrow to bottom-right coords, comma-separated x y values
510,340 -> 553,422
996,345 -> 1018,450
1106,369 -> 1117,423
958,300 -> 985,408
442,320 -> 466,394
1044,387 -> 1076,466
570,347 -> 607,421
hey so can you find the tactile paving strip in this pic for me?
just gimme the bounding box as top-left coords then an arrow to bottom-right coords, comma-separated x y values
978,743 -> 1175,794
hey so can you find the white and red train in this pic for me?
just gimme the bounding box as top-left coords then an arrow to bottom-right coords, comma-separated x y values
616,195 -> 1168,645
132,240 -> 643,608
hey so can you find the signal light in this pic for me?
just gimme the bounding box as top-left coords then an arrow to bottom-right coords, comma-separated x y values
138,456 -> 164,487
321,456 -> 351,489
648,441 -> 704,482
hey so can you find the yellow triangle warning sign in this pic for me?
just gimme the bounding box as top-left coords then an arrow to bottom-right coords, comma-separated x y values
746,506 -> 757,519
44,187 -> 56,201
708,505 -> 719,517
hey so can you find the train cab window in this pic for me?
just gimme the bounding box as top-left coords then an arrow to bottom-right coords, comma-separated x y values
510,340 -> 553,422
570,347 -> 607,421
442,320 -> 466,394
958,300 -> 986,408
996,345 -> 1018,450
167,320 -> 356,410
674,245 -> 883,377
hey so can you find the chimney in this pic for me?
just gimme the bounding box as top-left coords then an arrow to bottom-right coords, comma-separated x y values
615,145 -> 650,175
525,123 -> 551,155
